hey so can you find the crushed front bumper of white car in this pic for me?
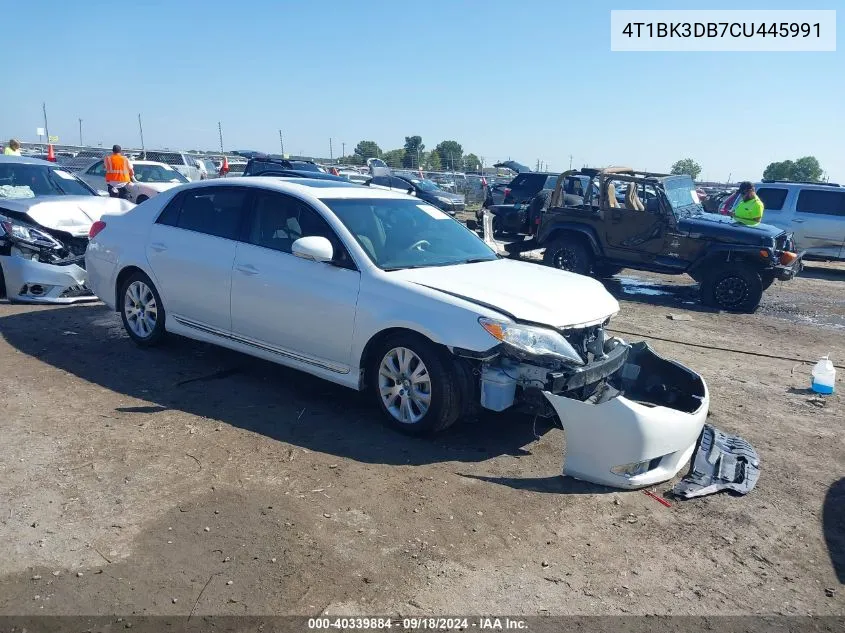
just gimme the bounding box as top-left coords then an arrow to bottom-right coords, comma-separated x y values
478,340 -> 709,490
0,255 -> 94,304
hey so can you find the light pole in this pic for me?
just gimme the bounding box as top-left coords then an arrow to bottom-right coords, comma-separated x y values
138,114 -> 146,156
79,118 -> 83,146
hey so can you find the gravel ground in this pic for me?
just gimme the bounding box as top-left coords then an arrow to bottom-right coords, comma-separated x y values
0,261 -> 843,617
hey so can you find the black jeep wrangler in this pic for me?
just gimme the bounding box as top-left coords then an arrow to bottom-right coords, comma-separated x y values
481,167 -> 802,313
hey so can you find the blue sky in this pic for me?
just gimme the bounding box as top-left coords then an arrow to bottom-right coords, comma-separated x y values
2,0 -> 842,181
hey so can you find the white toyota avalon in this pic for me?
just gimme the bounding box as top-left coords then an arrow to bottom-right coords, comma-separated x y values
85,177 -> 709,489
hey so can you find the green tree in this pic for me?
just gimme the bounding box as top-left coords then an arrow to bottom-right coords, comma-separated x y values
434,140 -> 463,170
790,156 -> 823,182
382,148 -> 406,169
762,160 -> 794,181
426,150 -> 442,170
342,154 -> 364,166
463,153 -> 481,172
670,158 -> 702,181
402,136 -> 425,168
354,140 -> 381,162
762,156 -> 823,182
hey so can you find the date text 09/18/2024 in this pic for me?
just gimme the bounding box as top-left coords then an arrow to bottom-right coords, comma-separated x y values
307,617 -> 528,630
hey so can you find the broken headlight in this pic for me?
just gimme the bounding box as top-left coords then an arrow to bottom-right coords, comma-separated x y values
0,217 -> 63,251
479,317 -> 584,366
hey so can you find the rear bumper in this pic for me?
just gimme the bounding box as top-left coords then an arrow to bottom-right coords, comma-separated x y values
543,343 -> 709,489
0,256 -> 95,304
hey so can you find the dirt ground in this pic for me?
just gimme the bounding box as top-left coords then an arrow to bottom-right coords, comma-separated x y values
0,261 -> 843,618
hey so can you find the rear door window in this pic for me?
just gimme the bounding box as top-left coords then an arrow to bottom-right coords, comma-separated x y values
145,151 -> 185,167
160,187 -> 250,239
796,189 -> 845,217
756,187 -> 788,211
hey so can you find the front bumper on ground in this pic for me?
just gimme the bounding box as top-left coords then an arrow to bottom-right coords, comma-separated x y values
543,343 -> 709,489
0,256 -> 95,304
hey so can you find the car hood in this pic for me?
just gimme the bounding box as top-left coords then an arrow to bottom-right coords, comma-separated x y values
426,190 -> 464,202
391,258 -> 619,328
677,211 -> 787,245
494,160 -> 531,173
136,182 -> 182,193
0,195 -> 135,237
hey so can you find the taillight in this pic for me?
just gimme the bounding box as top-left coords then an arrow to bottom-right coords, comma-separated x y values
89,220 -> 106,239
503,187 -> 511,201
780,251 -> 798,266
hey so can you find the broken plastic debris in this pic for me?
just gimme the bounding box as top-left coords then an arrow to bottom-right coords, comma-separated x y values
672,424 -> 760,499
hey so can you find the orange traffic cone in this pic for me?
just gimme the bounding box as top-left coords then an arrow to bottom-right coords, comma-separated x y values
219,155 -> 229,176
46,144 -> 56,162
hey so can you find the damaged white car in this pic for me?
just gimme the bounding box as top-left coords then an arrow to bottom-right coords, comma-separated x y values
0,156 -> 135,303
86,178 -> 708,489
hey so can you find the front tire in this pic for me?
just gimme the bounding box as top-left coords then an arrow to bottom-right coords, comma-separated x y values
120,271 -> 166,346
542,237 -> 593,276
370,333 -> 463,435
701,265 -> 763,313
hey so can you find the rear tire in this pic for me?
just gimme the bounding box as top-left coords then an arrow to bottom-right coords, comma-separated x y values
542,237 -> 593,276
761,274 -> 775,291
119,271 -> 166,346
369,333 -> 463,436
701,265 -> 763,313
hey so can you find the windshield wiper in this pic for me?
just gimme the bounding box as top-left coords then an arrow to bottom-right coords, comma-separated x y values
459,257 -> 497,264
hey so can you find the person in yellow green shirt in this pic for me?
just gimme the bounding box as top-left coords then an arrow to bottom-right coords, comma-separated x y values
732,181 -> 764,226
3,139 -> 21,156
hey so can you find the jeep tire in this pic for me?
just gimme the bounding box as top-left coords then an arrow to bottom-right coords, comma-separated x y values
701,265 -> 764,313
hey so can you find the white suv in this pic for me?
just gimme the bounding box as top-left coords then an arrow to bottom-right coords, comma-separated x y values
85,177 -> 709,489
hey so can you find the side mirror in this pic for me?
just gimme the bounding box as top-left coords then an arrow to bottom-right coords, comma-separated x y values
292,236 -> 333,263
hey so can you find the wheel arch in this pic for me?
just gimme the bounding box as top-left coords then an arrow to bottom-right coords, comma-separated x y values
358,326 -> 447,389
540,224 -> 602,255
114,265 -> 148,312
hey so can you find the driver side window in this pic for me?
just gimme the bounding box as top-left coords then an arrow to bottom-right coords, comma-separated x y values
246,192 -> 355,269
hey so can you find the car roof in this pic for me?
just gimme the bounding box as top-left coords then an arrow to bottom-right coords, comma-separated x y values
132,160 -> 173,167
177,177 -> 416,200
757,180 -> 841,189
0,155 -> 57,166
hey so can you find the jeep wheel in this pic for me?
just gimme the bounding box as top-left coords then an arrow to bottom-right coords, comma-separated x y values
761,274 -> 775,291
701,265 -> 763,313
543,238 -> 592,276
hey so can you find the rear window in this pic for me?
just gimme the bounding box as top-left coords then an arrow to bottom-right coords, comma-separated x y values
144,151 -> 186,166
544,175 -> 560,190
755,187 -> 788,211
796,189 -> 845,217
156,187 -> 249,239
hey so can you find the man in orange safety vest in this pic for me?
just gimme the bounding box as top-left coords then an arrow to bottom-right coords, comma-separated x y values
104,145 -> 135,198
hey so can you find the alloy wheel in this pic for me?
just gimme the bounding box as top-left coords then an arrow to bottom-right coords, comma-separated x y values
124,280 -> 158,339
378,347 -> 432,424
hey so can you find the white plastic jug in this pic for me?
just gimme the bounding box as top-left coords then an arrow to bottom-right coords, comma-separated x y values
811,355 -> 836,395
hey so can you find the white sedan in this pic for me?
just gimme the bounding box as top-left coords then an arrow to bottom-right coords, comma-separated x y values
85,177 -> 709,489
77,159 -> 189,203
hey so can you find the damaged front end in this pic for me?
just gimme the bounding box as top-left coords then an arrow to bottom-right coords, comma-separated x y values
472,319 -> 708,489
0,214 -> 94,303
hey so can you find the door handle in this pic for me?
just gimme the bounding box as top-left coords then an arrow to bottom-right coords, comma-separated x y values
236,264 -> 259,275
150,242 -> 167,252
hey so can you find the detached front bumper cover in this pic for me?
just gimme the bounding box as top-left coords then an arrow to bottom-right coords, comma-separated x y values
543,342 -> 709,489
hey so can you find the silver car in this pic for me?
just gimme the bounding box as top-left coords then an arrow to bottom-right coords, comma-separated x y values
752,181 -> 845,260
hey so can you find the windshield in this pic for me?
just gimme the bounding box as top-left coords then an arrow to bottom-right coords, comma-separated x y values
410,179 -> 441,192
323,198 -> 497,270
134,164 -> 189,183
0,163 -> 96,198
663,176 -> 704,217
